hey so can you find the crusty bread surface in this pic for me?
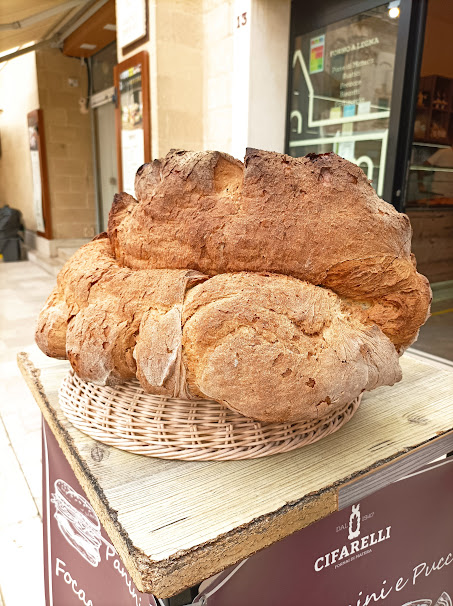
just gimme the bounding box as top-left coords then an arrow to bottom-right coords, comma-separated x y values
36,150 -> 431,422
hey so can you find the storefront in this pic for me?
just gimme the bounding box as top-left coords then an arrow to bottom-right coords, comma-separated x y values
1,0 -> 451,283
286,0 -> 453,284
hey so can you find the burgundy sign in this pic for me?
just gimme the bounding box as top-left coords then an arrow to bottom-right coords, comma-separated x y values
42,420 -> 157,606
196,459 -> 453,606
42,415 -> 453,606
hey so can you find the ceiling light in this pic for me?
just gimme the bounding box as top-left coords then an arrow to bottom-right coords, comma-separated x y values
388,1 -> 400,18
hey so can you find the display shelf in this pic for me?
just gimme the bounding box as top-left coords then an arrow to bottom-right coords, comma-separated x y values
413,74 -> 453,144
18,349 -> 453,598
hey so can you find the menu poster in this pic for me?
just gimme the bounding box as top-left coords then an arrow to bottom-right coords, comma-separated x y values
121,130 -> 144,195
310,35 -> 325,74
196,458 -> 453,606
114,52 -> 151,193
27,110 -> 50,236
29,125 -> 45,233
116,0 -> 147,51
119,65 -> 144,195
42,420 -> 158,606
291,4 -> 398,134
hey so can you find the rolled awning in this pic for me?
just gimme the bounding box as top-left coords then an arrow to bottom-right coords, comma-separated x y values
0,0 -> 111,60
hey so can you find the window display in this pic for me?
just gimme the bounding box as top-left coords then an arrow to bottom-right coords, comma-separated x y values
113,51 -> 150,195
407,76 -> 453,209
287,3 -> 400,196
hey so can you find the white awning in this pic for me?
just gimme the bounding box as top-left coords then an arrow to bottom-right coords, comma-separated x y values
0,0 -> 107,60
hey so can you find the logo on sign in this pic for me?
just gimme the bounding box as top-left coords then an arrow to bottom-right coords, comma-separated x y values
402,591 -> 452,606
348,504 -> 361,540
314,504 -> 391,572
51,479 -> 103,567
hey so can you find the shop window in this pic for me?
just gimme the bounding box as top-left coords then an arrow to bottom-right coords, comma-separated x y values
407,74 -> 453,209
287,3 -> 400,197
91,41 -> 117,94
404,0 -> 453,284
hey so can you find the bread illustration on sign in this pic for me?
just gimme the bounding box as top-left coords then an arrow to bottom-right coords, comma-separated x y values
36,150 -> 431,423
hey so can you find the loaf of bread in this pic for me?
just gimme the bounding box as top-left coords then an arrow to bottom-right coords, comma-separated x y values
36,149 -> 431,423
36,235 -> 205,392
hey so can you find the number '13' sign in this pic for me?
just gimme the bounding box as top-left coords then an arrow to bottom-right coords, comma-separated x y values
237,12 -> 247,28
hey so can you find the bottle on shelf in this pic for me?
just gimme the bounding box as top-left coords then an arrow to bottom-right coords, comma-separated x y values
434,91 -> 442,109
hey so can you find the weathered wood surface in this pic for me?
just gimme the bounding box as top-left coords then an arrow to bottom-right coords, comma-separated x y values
18,348 -> 453,598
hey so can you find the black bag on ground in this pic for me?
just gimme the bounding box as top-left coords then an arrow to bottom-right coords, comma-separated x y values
0,205 -> 25,262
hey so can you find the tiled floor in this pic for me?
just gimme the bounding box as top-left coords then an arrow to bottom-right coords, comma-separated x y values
0,260 -> 452,606
0,261 -> 56,606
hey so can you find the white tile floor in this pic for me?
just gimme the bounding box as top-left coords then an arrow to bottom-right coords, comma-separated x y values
0,260 -> 451,606
0,261 -> 56,606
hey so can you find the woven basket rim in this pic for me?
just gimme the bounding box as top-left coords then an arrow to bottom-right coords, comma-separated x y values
59,370 -> 362,461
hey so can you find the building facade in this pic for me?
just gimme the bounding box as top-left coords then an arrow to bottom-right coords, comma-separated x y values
0,0 -> 451,283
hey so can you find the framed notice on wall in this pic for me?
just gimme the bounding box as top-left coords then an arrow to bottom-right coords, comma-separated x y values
116,0 -> 148,52
114,51 -> 151,195
27,109 -> 51,238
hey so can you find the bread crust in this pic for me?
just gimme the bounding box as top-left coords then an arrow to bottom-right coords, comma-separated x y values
36,235 -> 206,389
182,273 -> 401,422
36,150 -> 431,422
109,149 -> 430,349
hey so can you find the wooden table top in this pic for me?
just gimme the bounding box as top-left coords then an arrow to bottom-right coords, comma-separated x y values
18,348 -> 453,598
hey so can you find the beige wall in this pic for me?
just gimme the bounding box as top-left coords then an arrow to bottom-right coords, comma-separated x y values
203,0 -> 234,154
118,0 -> 205,160
117,0 -> 235,159
155,0 -> 204,154
247,0 -> 290,153
117,0 -> 289,162
36,47 -> 96,240
232,0 -> 290,158
0,52 -> 40,232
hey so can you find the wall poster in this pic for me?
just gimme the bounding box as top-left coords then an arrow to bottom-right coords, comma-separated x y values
116,0 -> 147,52
114,51 -> 151,195
309,35 -> 325,74
27,110 -> 51,238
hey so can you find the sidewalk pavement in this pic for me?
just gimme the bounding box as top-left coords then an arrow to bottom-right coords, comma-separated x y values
0,259 -> 451,606
0,261 -> 55,606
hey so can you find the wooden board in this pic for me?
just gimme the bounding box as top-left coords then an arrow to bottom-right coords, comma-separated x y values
17,349 -> 453,598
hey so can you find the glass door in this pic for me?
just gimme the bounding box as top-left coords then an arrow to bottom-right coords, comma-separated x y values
286,0 -> 426,206
90,42 -> 118,232
404,0 -> 453,286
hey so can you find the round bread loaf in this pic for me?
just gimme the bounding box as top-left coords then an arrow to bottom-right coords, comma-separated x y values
110,149 -> 430,350
182,272 -> 401,422
36,150 -> 431,423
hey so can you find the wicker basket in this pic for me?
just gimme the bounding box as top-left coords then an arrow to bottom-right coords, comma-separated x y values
59,370 -> 362,461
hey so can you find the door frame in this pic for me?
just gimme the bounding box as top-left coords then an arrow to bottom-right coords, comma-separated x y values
113,50 -> 151,193
91,86 -> 117,233
285,0 -> 428,210
383,0 -> 427,209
